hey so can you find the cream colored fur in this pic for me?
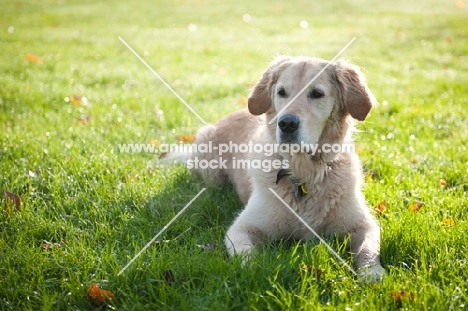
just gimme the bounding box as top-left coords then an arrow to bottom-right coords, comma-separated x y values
166,56 -> 385,282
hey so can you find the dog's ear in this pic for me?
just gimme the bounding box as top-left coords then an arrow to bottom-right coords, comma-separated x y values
333,61 -> 376,121
248,56 -> 291,115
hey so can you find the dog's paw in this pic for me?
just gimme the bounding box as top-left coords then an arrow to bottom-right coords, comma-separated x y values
357,265 -> 386,283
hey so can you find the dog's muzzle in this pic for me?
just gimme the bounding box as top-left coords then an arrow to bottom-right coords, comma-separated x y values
278,114 -> 300,143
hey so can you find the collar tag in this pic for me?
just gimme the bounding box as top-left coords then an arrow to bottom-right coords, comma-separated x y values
276,169 -> 307,199
294,182 -> 307,199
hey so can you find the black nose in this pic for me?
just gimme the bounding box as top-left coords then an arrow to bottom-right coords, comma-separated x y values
278,115 -> 300,134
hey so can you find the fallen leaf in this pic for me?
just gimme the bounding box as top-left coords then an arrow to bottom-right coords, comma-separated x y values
456,0 -> 466,9
148,138 -> 160,146
299,264 -> 322,277
238,97 -> 248,105
87,283 -> 115,306
176,134 -> 196,143
163,270 -> 175,283
66,96 -> 90,106
390,290 -> 414,308
410,201 -> 423,212
71,95 -> 82,105
25,53 -> 43,64
41,240 -> 62,250
3,190 -> 21,213
442,218 -> 454,226
374,200 -> 387,215
78,114 -> 92,126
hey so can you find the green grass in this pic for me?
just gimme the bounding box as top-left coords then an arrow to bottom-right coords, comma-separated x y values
1,0 -> 467,309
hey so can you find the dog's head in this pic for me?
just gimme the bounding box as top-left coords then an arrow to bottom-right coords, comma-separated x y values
248,56 -> 376,149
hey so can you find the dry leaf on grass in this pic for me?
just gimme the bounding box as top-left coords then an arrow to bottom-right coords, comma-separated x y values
25,53 -> 43,64
65,95 -> 91,106
41,240 -> 64,250
442,218 -> 454,226
299,264 -> 323,278
390,290 -> 414,308
456,0 -> 466,9
176,134 -> 196,143
78,114 -> 92,126
238,97 -> 248,105
87,283 -> 115,306
374,200 -> 387,215
410,201 -> 423,212
163,270 -> 175,283
3,190 -> 21,213
148,138 -> 160,146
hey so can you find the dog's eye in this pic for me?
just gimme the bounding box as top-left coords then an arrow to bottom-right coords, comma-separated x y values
309,89 -> 324,99
277,88 -> 287,97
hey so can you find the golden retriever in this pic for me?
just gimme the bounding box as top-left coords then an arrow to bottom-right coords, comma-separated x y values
166,56 -> 385,282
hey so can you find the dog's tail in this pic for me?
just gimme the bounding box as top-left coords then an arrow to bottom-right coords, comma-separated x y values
161,124 -> 217,163
160,124 -> 226,184
159,146 -> 192,164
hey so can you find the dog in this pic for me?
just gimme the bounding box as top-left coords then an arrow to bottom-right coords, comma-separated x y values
165,56 -> 385,282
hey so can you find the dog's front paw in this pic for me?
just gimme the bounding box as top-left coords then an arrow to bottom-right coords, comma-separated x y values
357,265 -> 386,283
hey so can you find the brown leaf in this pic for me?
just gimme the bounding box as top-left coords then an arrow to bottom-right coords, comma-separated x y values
410,201 -> 423,212
390,290 -> 414,308
456,0 -> 466,9
148,138 -> 160,146
25,53 -> 43,64
87,283 -> 115,306
78,114 -> 92,126
299,264 -> 322,277
442,218 -> 454,226
3,190 -> 21,213
163,270 -> 175,283
64,96 -> 90,106
176,134 -> 196,143
374,200 -> 387,215
238,97 -> 248,105
41,240 -> 62,250
71,95 -> 82,105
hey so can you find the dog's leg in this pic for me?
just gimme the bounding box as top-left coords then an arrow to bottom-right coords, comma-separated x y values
225,211 -> 264,258
350,219 -> 386,283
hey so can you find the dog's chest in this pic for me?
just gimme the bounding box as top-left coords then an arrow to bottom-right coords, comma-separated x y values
270,183 -> 332,237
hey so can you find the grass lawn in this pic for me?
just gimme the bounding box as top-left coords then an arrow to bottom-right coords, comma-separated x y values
1,0 -> 467,309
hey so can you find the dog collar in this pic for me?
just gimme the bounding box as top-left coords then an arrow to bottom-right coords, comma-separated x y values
275,169 -> 308,199
275,161 -> 333,199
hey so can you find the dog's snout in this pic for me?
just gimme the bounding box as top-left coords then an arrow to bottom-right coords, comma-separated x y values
278,115 -> 300,134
